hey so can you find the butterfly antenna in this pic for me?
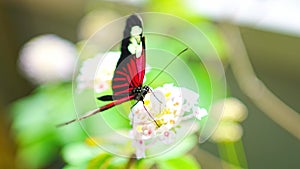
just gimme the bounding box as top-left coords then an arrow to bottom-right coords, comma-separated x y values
131,100 -> 160,127
148,48 -> 188,85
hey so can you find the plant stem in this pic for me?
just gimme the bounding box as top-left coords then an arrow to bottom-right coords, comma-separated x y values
124,154 -> 136,169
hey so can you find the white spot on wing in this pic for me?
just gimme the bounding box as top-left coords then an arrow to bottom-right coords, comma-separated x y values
128,42 -> 142,58
128,43 -> 136,55
128,26 -> 143,58
131,26 -> 142,36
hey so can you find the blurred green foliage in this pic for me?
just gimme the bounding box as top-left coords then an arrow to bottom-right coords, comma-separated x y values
11,83 -> 86,168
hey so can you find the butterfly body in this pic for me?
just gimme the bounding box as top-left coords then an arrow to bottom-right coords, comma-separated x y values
131,85 -> 150,101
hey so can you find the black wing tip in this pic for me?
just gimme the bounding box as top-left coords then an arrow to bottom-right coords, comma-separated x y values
127,14 -> 142,25
97,95 -> 113,101
124,14 -> 143,36
128,14 -> 142,23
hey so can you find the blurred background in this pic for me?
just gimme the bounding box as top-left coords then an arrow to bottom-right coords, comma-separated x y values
0,0 -> 299,169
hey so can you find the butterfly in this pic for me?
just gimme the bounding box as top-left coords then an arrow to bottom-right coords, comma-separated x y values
98,14 -> 148,109
58,14 -> 187,127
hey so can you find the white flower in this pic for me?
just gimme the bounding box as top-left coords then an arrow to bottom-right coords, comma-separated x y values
132,139 -> 146,159
18,34 -> 77,84
129,83 -> 207,158
157,125 -> 176,144
131,119 -> 156,140
193,107 -> 208,120
76,52 -> 120,93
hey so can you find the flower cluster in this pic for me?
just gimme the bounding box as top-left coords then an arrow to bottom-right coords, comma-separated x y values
76,52 -> 120,93
129,84 -> 207,158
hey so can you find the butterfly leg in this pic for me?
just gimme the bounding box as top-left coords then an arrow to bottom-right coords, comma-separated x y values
142,102 -> 160,127
130,101 -> 140,109
148,88 -> 167,114
130,101 -> 158,127
149,88 -> 162,104
129,101 -> 139,126
130,96 -> 160,127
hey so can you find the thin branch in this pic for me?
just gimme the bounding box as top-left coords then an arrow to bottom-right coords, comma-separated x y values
219,23 -> 300,140
124,154 -> 136,169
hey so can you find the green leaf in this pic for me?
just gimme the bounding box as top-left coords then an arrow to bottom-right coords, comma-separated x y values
106,157 -> 127,169
87,153 -> 113,169
63,164 -> 87,169
136,159 -> 156,169
17,139 -> 58,169
150,135 -> 198,160
62,142 -> 97,166
157,155 -> 201,169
